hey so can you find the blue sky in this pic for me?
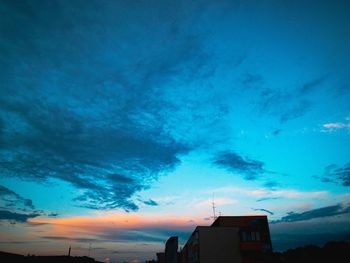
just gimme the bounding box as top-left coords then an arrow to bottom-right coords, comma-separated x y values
1,0 -> 350,262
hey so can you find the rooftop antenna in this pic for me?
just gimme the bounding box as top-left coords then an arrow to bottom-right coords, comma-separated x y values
212,194 -> 217,221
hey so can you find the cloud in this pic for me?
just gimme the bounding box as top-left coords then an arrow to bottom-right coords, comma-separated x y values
272,232 -> 350,251
259,88 -> 309,122
258,76 -> 326,122
272,129 -> 281,136
0,185 -> 35,210
98,229 -> 191,243
212,151 -> 265,180
270,210 -> 350,251
323,123 -> 349,129
30,213 -> 198,231
0,210 -> 40,223
322,117 -> 350,133
0,0 -> 227,212
142,199 -> 158,207
300,75 -> 328,94
251,208 -> 274,215
272,204 -> 350,223
0,94 -> 192,211
210,186 -> 328,203
242,73 -> 263,87
318,163 -> 350,187
30,213 -> 199,245
40,236 -> 100,243
256,197 -> 281,202
250,189 -> 328,200
48,212 -> 59,217
0,185 -> 43,223
263,181 -> 279,189
194,197 -> 238,209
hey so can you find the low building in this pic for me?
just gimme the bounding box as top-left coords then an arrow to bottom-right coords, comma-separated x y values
181,216 -> 272,263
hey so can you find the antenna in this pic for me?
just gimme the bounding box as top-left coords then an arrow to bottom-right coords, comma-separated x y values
212,194 -> 217,221
88,243 -> 91,257
68,245 -> 71,257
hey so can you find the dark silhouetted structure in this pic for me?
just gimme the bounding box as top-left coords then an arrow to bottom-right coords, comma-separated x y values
0,252 -> 103,263
156,252 -> 165,263
165,236 -> 178,263
159,216 -> 272,263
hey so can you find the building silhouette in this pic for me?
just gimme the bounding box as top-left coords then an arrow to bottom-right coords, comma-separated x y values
156,252 -> 165,263
157,215 -> 272,263
165,236 -> 179,263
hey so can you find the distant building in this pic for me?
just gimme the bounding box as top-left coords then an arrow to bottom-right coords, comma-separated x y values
156,252 -> 165,263
180,216 -> 272,263
165,236 -> 178,263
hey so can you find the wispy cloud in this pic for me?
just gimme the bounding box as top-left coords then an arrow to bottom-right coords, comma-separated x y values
256,197 -> 281,202
40,236 -> 100,243
318,163 -> 350,187
194,197 -> 238,209
0,185 -> 34,210
250,189 -> 328,200
209,186 -> 328,201
212,151 -> 265,180
142,199 -> 159,207
321,117 -> 350,133
271,203 -> 350,223
0,185 -> 43,223
30,212 -> 202,244
251,208 -> 274,215
258,76 -> 327,122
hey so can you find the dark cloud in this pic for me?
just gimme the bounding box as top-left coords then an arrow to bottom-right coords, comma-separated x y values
272,204 -> 350,223
263,181 -> 279,189
97,227 -> 191,244
242,73 -> 263,87
0,210 -> 40,223
260,87 -> 311,122
299,75 -> 327,94
259,76 -> 327,122
0,241 -> 28,244
0,185 -> 43,223
252,208 -> 274,215
48,212 -> 59,217
212,151 -> 265,180
0,185 -> 35,210
256,197 -> 280,202
319,163 -> 350,187
272,129 -> 281,136
143,199 -> 159,207
0,0 -> 221,211
272,232 -> 350,251
40,236 -> 100,243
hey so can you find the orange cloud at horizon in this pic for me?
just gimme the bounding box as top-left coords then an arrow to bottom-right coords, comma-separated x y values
29,212 -> 209,239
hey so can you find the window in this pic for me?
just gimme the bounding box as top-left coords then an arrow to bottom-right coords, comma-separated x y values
242,231 -> 260,242
242,231 -> 247,241
251,232 -> 256,241
256,232 -> 260,241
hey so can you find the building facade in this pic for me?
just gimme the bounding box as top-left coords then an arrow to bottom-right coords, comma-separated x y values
180,216 -> 272,263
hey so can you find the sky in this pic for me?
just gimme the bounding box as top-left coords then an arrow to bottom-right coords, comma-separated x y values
0,0 -> 350,262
